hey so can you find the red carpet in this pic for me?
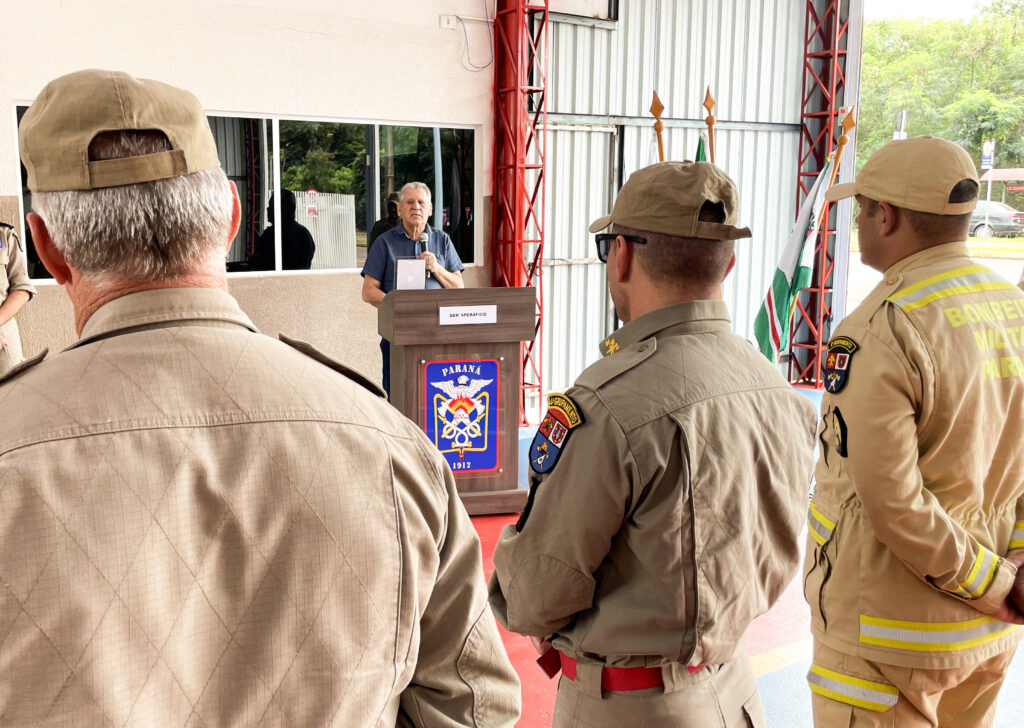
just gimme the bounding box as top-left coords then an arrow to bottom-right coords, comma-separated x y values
475,514 -> 559,727
472,513 -> 812,728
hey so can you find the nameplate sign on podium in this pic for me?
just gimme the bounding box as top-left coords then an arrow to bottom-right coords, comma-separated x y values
379,287 -> 536,514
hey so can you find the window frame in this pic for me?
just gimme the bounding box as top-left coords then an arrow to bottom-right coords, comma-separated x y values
13,105 -> 481,281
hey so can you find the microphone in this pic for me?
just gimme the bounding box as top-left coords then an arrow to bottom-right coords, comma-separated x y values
419,233 -> 430,277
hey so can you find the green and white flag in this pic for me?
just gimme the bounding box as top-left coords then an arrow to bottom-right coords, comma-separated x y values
694,133 -> 707,162
753,157 -> 833,362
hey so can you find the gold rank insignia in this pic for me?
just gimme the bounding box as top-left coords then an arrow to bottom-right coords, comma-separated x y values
602,337 -> 620,356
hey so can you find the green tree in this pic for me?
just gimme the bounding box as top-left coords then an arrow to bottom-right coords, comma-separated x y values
858,0 -> 1024,209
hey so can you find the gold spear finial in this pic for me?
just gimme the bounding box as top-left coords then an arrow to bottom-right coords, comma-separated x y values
703,86 -> 717,164
650,91 -> 666,163
829,107 -> 857,188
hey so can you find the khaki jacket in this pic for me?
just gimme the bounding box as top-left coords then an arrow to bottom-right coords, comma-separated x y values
806,242 -> 1024,669
0,224 -> 37,374
489,301 -> 816,668
0,288 -> 519,727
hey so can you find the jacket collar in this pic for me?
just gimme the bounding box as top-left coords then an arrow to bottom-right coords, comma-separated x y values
72,288 -> 258,349
599,300 -> 732,357
884,241 -> 970,278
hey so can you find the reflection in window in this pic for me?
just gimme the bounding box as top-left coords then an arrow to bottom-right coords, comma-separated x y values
15,108 -> 474,277
211,116 -> 271,272
378,126 -> 475,265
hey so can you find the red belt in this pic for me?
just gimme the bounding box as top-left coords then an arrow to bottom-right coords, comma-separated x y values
553,651 -> 703,692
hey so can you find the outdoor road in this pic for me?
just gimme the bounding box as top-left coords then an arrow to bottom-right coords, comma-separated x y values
845,255 -> 1023,311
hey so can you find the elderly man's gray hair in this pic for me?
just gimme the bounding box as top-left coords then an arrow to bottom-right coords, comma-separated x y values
31,130 -> 234,281
399,181 -> 432,204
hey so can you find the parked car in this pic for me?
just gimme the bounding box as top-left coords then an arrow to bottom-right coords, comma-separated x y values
970,200 -> 1024,238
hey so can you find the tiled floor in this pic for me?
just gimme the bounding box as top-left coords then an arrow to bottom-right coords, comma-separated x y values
474,513 -> 1024,727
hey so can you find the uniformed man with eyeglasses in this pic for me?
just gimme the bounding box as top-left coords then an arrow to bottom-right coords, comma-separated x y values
489,160 -> 816,727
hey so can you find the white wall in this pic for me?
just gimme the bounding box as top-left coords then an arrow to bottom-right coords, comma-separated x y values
0,0 -> 498,376
1,0 -> 495,197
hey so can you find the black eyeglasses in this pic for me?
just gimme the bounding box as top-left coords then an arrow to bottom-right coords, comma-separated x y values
594,233 -> 647,263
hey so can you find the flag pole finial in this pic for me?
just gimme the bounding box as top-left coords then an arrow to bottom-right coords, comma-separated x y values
829,107 -> 857,188
703,86 -> 717,164
650,91 -> 666,162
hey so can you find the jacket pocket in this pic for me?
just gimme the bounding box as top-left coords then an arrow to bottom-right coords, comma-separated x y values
804,501 -> 837,630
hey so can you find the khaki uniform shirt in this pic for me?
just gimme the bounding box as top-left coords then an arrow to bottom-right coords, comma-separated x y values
489,301 -> 816,668
807,242 -> 1024,670
0,224 -> 37,375
0,288 -> 519,727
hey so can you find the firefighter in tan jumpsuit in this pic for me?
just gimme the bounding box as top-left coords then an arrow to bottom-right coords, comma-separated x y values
0,222 -> 36,375
806,135 -> 1024,727
488,161 -> 817,727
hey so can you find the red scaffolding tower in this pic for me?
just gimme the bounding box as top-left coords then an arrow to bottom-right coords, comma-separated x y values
492,0 -> 548,424
788,0 -> 851,388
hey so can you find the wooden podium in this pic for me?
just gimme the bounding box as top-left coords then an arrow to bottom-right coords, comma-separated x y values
379,287 -> 535,514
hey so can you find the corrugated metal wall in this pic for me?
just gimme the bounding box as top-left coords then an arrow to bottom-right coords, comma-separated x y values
539,0 -> 805,401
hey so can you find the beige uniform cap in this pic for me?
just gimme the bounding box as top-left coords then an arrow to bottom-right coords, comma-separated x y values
589,161 -> 752,241
826,135 -> 978,214
19,69 -> 222,192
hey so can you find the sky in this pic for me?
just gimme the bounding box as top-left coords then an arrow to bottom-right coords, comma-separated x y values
863,0 -> 982,21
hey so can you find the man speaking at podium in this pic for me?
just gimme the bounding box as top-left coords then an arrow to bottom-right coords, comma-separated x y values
361,181 -> 464,397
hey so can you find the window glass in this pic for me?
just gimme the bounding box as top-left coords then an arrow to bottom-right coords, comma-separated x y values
212,116 -> 273,272
15,108 -> 474,277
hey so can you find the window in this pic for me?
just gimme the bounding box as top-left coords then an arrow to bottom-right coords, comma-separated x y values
378,125 -> 476,265
15,108 -> 476,278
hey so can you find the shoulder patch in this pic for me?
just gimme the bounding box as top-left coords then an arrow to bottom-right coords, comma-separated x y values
279,334 -> 386,398
576,338 -> 657,391
529,392 -> 585,475
833,406 -> 848,457
824,336 -> 858,394
0,349 -> 48,386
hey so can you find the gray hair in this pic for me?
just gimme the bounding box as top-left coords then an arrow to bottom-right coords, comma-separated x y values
399,181 -> 432,204
30,131 -> 233,281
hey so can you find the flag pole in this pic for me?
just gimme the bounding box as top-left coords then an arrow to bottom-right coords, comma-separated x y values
650,91 -> 666,163
829,108 -> 856,189
703,87 -> 717,164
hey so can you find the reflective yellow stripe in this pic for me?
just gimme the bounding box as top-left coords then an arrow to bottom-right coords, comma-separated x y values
958,546 -> 999,598
897,282 -> 1015,313
886,265 -> 1014,313
807,664 -> 898,712
1010,521 -> 1024,550
888,265 -> 989,300
807,502 -> 835,546
860,614 -> 1019,652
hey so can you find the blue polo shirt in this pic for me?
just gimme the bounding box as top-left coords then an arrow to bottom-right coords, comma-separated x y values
361,224 -> 464,292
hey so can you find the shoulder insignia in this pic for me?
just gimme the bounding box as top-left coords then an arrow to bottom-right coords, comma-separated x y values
577,338 -> 657,391
602,336 -> 620,356
824,336 -> 858,394
0,349 -> 48,386
279,334 -> 386,398
529,392 -> 584,475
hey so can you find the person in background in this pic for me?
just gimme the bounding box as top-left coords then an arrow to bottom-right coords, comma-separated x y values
250,188 -> 315,270
0,221 -> 36,375
368,190 -> 401,252
360,181 -> 464,397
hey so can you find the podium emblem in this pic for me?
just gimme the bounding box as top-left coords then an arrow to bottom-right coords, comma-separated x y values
424,359 -> 500,473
